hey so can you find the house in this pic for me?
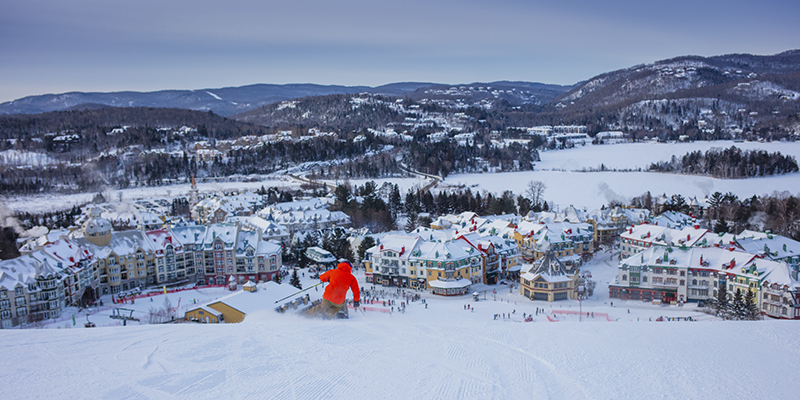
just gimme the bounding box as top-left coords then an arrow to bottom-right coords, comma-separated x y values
184,281 -> 315,323
257,198 -> 351,239
412,240 -> 476,296
520,251 -> 580,302
305,246 -> 337,270
365,235 -> 422,287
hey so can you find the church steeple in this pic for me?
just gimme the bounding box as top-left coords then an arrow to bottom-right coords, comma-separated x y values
189,174 -> 199,209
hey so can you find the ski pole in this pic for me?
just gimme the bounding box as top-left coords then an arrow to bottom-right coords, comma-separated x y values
273,282 -> 323,304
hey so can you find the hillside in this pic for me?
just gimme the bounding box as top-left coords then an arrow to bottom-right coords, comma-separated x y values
0,83 -> 436,117
547,50 -> 800,137
3,263 -> 799,400
0,107 -> 265,141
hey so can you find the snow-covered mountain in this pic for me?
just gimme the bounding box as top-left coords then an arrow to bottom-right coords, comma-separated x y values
0,83 -> 435,117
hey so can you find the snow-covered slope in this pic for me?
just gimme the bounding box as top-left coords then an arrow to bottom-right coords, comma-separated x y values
3,308 -> 799,399
4,254 -> 799,399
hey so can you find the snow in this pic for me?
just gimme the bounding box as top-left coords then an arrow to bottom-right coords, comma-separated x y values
205,91 -> 223,101
5,140 -> 800,216
4,251 -> 799,399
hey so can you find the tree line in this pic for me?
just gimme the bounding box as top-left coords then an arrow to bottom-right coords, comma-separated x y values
647,146 -> 798,178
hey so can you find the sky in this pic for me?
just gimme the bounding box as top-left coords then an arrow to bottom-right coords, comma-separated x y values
1,0 -> 799,103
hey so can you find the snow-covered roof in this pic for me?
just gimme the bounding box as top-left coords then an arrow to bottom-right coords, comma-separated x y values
207,281 -> 320,317
737,234 -> 800,261
171,225 -> 207,245
621,224 -> 709,248
427,278 -> 471,289
204,223 -> 238,248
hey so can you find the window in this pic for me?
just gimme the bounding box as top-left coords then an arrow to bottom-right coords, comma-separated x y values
15,287 -> 23,296
0,300 -> 9,309
642,276 -> 648,283
1,310 -> 10,319
622,275 -> 627,281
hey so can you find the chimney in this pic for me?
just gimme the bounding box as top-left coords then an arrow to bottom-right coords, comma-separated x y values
730,259 -> 736,268
699,255 -> 703,266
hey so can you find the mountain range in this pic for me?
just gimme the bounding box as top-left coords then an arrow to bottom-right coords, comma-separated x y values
0,81 -> 570,117
1,50 -> 799,137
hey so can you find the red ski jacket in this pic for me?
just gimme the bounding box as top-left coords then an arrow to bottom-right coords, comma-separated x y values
320,262 -> 360,305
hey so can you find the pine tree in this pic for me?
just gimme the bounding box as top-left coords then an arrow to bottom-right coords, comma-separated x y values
744,289 -> 760,320
290,269 -> 302,290
732,288 -> 745,320
357,236 -> 376,262
713,219 -> 729,234
713,283 -> 729,318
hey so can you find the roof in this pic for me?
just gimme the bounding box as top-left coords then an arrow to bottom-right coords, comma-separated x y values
521,251 -> 572,281
737,234 -> 800,261
427,278 -> 471,289
171,225 -> 207,245
206,281 -> 321,317
204,223 -> 238,248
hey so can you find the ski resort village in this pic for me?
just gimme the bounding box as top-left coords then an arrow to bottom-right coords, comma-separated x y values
2,169 -> 800,398
3,168 -> 800,329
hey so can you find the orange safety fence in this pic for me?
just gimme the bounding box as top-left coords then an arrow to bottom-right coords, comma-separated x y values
347,305 -> 391,313
551,309 -> 613,321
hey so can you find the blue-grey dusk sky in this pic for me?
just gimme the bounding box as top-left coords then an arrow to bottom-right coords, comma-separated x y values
1,0 -> 799,103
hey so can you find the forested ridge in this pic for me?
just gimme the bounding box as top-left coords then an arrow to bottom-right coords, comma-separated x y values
648,146 -> 798,178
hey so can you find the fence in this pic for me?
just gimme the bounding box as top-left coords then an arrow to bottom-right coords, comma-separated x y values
550,310 -> 614,321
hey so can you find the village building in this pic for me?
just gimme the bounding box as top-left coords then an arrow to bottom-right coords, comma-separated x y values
0,254 -> 66,328
520,251 -> 580,302
608,245 -> 798,318
257,198 -> 350,239
619,224 -> 709,257
305,246 -> 338,271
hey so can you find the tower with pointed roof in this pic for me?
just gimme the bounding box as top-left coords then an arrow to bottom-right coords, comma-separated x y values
81,207 -> 112,246
189,174 -> 199,210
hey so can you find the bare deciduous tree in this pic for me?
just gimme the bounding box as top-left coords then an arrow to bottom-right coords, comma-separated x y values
525,180 -> 546,207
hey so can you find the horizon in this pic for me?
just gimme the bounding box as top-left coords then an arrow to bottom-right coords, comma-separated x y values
2,0 -> 800,103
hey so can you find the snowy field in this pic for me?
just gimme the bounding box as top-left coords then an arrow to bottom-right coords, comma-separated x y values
4,140 -> 800,215
346,140 -> 800,210
4,252 -> 800,399
2,175 -> 300,214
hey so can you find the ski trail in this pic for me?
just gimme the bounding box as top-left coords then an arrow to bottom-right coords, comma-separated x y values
480,335 -> 592,400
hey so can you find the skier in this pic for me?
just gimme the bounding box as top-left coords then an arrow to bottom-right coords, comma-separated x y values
306,261 -> 360,319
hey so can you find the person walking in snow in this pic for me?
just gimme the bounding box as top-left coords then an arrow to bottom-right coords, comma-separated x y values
306,261 -> 361,319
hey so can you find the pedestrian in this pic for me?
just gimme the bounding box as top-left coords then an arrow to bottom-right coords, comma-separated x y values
627,309 -> 630,314
306,261 -> 361,319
